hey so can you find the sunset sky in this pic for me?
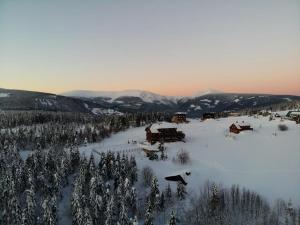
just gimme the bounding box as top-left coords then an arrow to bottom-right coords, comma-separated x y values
0,0 -> 299,96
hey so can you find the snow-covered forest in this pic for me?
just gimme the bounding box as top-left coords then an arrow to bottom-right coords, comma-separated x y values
0,111 -> 169,150
0,110 -> 300,225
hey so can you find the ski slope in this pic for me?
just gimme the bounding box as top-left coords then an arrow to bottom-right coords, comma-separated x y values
80,115 -> 300,205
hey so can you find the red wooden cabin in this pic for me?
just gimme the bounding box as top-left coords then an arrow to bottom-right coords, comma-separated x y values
229,121 -> 253,134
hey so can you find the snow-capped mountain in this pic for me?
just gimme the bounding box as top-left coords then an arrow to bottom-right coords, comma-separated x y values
0,88 -> 121,115
1,88 -> 299,117
62,89 -> 179,104
191,89 -> 223,98
63,89 -> 300,116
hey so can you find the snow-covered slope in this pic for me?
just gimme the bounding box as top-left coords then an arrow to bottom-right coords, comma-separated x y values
80,115 -> 300,205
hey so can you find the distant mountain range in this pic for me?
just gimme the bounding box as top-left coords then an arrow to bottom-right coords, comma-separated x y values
0,88 -> 119,115
1,88 -> 299,116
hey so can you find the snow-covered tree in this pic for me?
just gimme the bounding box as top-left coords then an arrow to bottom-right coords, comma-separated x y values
168,211 -> 176,225
165,183 -> 172,204
105,195 -> 116,225
149,176 -> 160,209
144,200 -> 154,225
176,182 -> 186,200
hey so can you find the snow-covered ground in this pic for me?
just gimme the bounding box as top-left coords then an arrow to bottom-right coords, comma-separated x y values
80,115 -> 300,205
0,93 -> 10,98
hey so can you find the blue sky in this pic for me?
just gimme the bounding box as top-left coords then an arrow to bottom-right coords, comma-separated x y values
0,0 -> 299,95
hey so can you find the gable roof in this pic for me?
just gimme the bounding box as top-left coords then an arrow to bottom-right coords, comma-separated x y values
148,122 -> 177,133
232,121 -> 251,129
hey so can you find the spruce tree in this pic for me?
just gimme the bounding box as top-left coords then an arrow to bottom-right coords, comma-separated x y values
176,182 -> 186,200
144,200 -> 154,225
168,211 -> 176,225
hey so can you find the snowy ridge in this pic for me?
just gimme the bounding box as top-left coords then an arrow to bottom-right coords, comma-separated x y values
191,89 -> 223,98
62,89 -> 179,104
62,89 -> 224,103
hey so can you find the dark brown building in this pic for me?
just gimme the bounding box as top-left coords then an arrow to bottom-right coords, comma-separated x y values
229,121 -> 253,134
286,111 -> 300,124
145,122 -> 185,144
201,112 -> 215,121
171,112 -> 187,123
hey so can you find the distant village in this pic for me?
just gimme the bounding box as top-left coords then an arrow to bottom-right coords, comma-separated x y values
144,109 -> 300,145
139,109 -> 300,162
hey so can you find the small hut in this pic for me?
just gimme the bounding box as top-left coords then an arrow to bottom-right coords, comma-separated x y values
201,112 -> 215,121
171,112 -> 187,123
229,121 -> 253,134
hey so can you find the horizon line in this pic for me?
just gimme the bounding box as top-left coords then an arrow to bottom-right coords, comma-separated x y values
1,86 -> 300,97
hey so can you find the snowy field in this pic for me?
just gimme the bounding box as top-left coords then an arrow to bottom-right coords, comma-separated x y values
80,115 -> 300,205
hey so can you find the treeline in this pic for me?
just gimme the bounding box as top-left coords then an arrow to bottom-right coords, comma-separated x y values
238,100 -> 300,116
0,142 -> 76,225
0,111 -> 170,150
182,181 -> 300,225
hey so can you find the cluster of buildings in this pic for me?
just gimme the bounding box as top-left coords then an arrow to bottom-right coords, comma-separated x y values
144,109 -> 300,144
145,111 -> 256,145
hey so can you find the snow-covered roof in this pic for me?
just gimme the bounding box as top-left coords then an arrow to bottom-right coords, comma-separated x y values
290,112 -> 300,116
149,122 -> 177,133
233,121 -> 250,129
174,112 -> 187,115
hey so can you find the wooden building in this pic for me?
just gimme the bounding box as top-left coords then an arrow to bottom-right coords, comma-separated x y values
228,112 -> 241,117
259,110 -> 271,117
201,112 -> 215,121
286,111 -> 300,124
229,121 -> 253,134
171,112 -> 187,123
145,122 -> 185,144
165,171 -> 191,185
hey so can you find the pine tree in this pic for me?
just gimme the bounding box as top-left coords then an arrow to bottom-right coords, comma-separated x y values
130,187 -> 137,215
42,196 -> 57,225
105,195 -> 116,225
23,186 -> 36,225
88,153 -> 96,178
144,200 -> 154,225
168,211 -> 176,225
165,183 -> 172,203
150,176 -> 160,209
75,206 -> 85,225
210,184 -> 220,216
177,182 -> 186,200
8,180 -> 22,225
84,207 -> 93,225
119,200 -> 130,225
70,145 -> 80,171
159,192 -> 165,211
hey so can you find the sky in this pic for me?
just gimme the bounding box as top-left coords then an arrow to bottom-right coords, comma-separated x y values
0,0 -> 299,96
